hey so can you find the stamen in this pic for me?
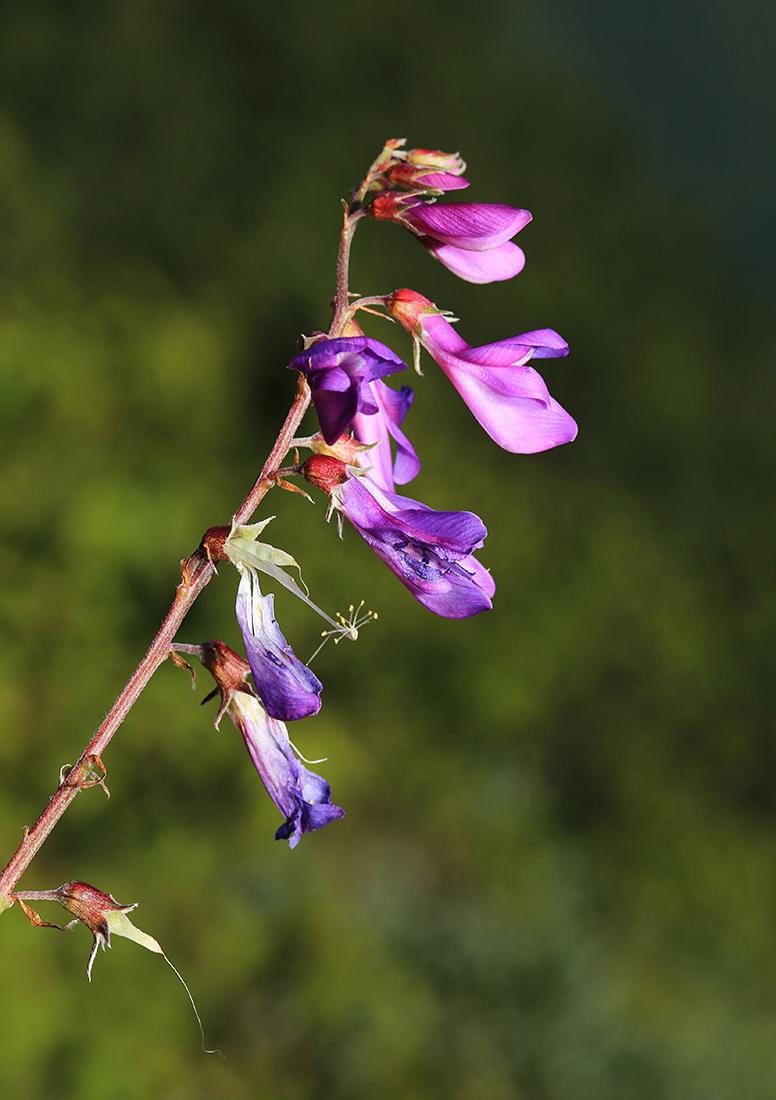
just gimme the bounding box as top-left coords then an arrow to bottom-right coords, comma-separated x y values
306,601 -> 377,663
288,737 -> 329,765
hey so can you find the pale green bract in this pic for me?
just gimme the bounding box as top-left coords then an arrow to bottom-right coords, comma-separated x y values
223,520 -> 344,632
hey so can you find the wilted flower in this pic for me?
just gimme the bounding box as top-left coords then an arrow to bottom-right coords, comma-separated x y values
302,455 -> 495,619
288,336 -> 407,445
235,568 -> 323,721
386,289 -> 577,453
13,881 -> 164,981
173,641 -> 345,848
213,518 -> 341,628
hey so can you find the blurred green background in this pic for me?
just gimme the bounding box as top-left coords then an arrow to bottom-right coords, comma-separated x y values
1,1 -> 774,1097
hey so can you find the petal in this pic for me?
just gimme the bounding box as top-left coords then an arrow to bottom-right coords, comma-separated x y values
405,202 -> 532,250
309,385 -> 358,445
363,535 -> 494,618
438,362 -> 578,453
351,380 -> 421,491
289,337 -> 406,380
419,317 -> 577,454
231,693 -> 344,847
235,572 -> 323,721
289,337 -> 408,445
414,171 -> 470,191
424,239 -> 526,283
336,478 -> 493,619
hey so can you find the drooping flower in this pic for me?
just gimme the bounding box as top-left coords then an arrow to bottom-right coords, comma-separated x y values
231,691 -> 345,848
288,336 -> 408,445
367,194 -> 531,284
172,640 -> 345,848
302,455 -> 495,619
386,289 -> 577,454
234,568 -> 322,722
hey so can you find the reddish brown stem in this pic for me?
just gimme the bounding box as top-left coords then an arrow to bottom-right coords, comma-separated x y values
0,376 -> 311,902
329,207 -> 361,337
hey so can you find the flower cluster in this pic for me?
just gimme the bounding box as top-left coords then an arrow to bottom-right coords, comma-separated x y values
288,141 -> 576,618
3,140 -> 579,1013
175,140 -> 575,850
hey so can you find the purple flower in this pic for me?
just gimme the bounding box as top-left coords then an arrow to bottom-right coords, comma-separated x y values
386,290 -> 577,454
368,194 -> 531,284
289,337 -> 408,445
235,569 -> 322,722
230,690 -> 345,848
351,378 -> 420,492
171,640 -> 343,848
303,456 -> 494,619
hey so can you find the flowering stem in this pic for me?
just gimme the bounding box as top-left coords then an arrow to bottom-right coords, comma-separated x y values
0,375 -> 312,905
328,144 -> 399,337
329,207 -> 363,337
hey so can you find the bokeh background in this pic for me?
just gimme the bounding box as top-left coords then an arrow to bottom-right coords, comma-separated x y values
1,2 -> 774,1097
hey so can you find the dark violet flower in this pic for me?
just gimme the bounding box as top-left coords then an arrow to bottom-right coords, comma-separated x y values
303,456 -> 495,619
386,289 -> 577,454
289,337 -> 407,445
235,569 -> 323,722
351,378 -> 420,492
230,690 -> 345,848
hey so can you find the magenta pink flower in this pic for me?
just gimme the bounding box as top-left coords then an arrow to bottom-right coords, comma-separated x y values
386,290 -> 577,454
350,379 -> 420,492
367,194 -> 531,284
421,239 -> 526,284
382,162 -> 470,193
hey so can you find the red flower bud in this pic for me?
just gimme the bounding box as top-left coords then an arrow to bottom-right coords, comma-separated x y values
301,455 -> 349,496
200,525 -> 231,563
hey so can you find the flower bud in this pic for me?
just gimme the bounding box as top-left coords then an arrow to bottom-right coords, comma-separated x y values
404,148 -> 467,174
200,525 -> 232,563
301,454 -> 350,496
383,163 -> 469,194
